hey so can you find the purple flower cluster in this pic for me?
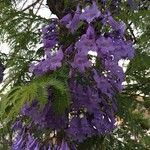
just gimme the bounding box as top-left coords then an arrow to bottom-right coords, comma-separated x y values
12,1 -> 135,149
12,120 -> 70,150
21,100 -> 68,130
30,19 -> 64,75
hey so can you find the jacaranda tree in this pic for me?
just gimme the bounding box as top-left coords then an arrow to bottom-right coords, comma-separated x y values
0,0 -> 149,149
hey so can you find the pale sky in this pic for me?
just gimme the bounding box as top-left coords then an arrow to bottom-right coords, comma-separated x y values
0,0 -> 55,54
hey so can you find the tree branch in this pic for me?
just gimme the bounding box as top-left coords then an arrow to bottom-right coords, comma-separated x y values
22,0 -> 41,11
46,0 -> 64,18
129,25 -> 137,44
21,0 -> 28,10
126,22 -> 133,31
35,0 -> 44,15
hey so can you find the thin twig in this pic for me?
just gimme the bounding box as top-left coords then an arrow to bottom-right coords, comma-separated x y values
126,22 -> 133,31
129,26 -> 137,44
35,0 -> 44,15
22,0 -> 40,11
21,0 -> 28,10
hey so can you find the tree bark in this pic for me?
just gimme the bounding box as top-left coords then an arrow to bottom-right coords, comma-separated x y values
46,0 -> 65,18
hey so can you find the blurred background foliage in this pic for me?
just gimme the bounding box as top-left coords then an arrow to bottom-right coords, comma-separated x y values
0,0 -> 149,149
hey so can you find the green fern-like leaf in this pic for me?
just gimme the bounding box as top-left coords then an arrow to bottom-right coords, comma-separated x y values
0,74 -> 70,122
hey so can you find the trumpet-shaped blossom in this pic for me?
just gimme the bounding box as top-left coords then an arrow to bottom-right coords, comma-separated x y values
30,48 -> 64,75
68,5 -> 81,33
108,16 -> 126,37
61,5 -> 81,33
71,52 -> 91,72
80,1 -> 101,23
60,140 -> 70,150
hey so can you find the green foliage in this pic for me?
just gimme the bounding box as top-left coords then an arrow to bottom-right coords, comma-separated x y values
126,50 -> 150,96
0,73 -> 70,122
0,0 -> 49,90
78,136 -> 105,150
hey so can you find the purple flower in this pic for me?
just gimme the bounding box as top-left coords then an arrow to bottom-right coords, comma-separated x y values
69,80 -> 100,112
60,13 -> 72,26
123,41 -> 135,59
80,1 -> 101,23
71,52 -> 91,72
54,145 -> 60,150
93,69 -> 114,98
30,47 -> 64,75
60,5 -> 81,33
12,129 -> 26,150
96,36 -> 115,55
75,25 -> 98,55
104,60 -> 125,91
101,0 -> 106,5
65,44 -> 73,55
127,0 -> 137,10
34,143 -> 40,150
75,35 -> 97,54
60,140 -> 70,150
20,101 -> 38,116
92,110 -> 115,133
43,39 -> 57,49
48,47 -> 64,70
108,16 -> 126,36
42,21 -> 58,58
68,5 -> 81,33
26,134 -> 36,149
86,25 -> 96,39
101,11 -> 111,25
67,116 -> 84,142
12,120 -> 23,130
80,117 -> 94,137
113,39 -> 135,60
